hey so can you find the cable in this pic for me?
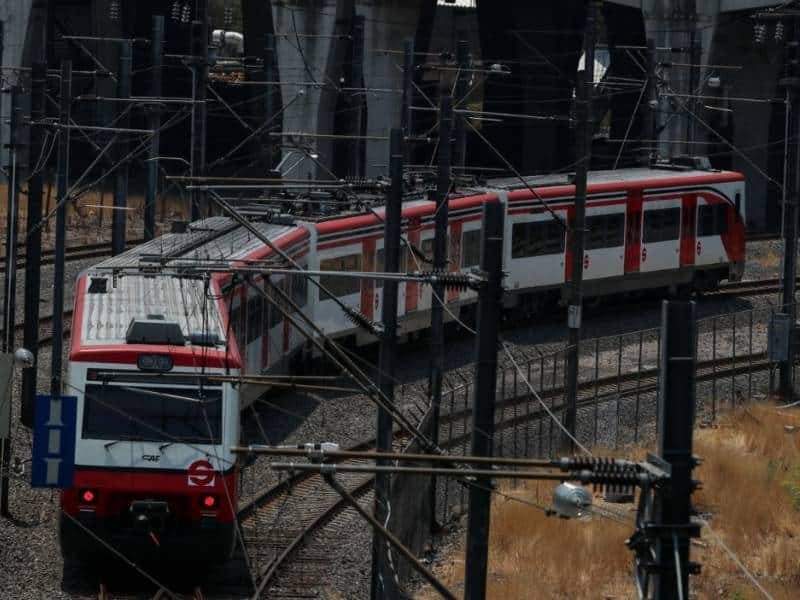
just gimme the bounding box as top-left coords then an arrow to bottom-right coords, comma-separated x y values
501,342 -> 593,456
697,517 -> 775,600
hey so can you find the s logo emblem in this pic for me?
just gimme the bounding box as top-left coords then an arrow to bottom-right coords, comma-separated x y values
187,459 -> 216,487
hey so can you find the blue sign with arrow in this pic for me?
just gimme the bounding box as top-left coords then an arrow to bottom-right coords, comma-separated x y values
31,395 -> 77,488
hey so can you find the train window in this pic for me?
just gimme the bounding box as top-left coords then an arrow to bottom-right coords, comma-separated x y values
698,203 -> 729,237
320,254 -> 362,299
266,280 -> 283,328
375,248 -> 408,289
461,229 -> 482,268
643,208 -> 680,243
82,384 -> 222,444
292,269 -> 308,308
511,221 -> 565,259
585,214 -> 625,250
246,293 -> 263,344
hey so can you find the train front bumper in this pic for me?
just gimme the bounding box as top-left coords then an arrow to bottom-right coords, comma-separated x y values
59,510 -> 236,563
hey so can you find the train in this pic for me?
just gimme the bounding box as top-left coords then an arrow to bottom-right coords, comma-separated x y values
60,164 -> 746,563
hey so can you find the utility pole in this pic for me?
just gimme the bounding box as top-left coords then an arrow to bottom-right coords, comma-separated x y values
428,94 -> 453,529
453,39 -> 470,170
642,38 -> 658,165
190,2 -> 209,221
21,61 -> 47,428
144,15 -> 164,241
51,61 -> 72,398
0,85 -> 20,518
652,300 -> 700,598
401,37 -> 414,162
111,42 -> 131,255
463,200 -> 504,600
263,32 -> 277,170
564,1 -> 597,451
350,15 -> 366,178
3,85 -> 20,353
780,19 -> 800,401
370,128 -> 403,600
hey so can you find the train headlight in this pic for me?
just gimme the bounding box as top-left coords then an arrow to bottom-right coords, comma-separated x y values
80,488 -> 98,504
137,353 -> 174,372
200,494 -> 218,509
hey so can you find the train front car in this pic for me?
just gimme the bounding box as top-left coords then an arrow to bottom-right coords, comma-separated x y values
60,271 -> 240,564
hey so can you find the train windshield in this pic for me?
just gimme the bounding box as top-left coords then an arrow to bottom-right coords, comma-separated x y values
82,384 -> 223,444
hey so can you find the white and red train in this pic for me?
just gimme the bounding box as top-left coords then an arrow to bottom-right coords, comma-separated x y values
60,165 -> 746,562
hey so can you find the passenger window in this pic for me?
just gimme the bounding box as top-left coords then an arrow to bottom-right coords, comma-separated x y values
246,293 -> 263,343
461,229 -> 482,268
697,204 -> 729,237
320,254 -> 362,299
511,221 -> 565,258
375,248 -> 407,289
585,214 -> 625,250
643,208 -> 681,243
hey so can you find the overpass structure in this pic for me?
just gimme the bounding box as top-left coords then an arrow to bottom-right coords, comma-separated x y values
0,0 -> 790,229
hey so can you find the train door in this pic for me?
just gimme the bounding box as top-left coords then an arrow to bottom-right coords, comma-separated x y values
405,218 -> 422,314
640,197 -> 681,273
680,195 -> 697,267
448,221 -> 463,302
373,239 -> 407,322
316,242 -> 365,335
418,229 -> 435,314
624,190 -> 642,273
361,239 -> 376,323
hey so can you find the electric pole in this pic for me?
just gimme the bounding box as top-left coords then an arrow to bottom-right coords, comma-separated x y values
111,42 -> 131,255
652,300 -> 700,598
642,38 -> 658,165
51,60 -> 72,397
453,39 -> 470,170
401,37 -> 414,162
190,2 -> 209,221
370,128 -> 403,600
463,200 -> 504,600
3,85 -> 20,354
780,17 -> 800,401
564,1 -> 598,450
21,61 -> 47,428
0,85 -> 20,518
428,94 -> 453,529
263,32 -> 277,170
144,15 -> 164,241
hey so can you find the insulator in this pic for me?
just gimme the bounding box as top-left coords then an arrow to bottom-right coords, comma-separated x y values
171,0 -> 181,22
426,271 -> 480,292
108,0 -> 120,21
224,5 -> 234,28
343,306 -> 384,337
181,2 -> 192,24
776,21 -> 785,43
754,22 -> 767,45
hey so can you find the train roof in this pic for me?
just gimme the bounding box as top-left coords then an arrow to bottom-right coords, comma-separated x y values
488,166 -> 743,191
77,273 -> 226,347
92,217 -> 299,270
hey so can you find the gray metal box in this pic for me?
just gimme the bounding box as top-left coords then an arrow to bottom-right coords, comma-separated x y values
768,313 -> 792,363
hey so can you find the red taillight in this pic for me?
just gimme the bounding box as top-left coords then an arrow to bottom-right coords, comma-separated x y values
80,489 -> 97,504
201,494 -> 218,509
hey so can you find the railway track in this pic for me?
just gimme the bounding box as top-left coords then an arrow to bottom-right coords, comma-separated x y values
0,238 -> 145,274
236,349 -> 772,598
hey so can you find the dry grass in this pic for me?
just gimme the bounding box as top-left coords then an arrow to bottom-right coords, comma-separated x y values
417,404 -> 800,599
750,245 -> 781,269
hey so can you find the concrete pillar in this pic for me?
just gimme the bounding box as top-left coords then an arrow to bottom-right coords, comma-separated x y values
0,0 -> 33,169
359,0 -> 424,178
